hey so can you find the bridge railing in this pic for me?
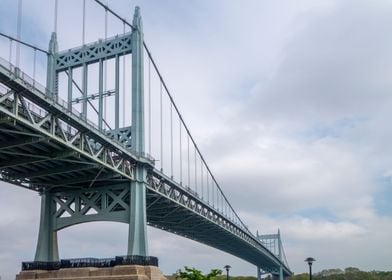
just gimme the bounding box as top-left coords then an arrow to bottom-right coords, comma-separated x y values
0,5 -> 253,239
22,255 -> 158,271
0,55 -> 155,163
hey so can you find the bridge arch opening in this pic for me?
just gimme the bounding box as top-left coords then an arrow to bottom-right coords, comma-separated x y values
57,221 -> 128,258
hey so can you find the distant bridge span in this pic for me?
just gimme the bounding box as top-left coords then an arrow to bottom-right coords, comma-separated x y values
0,3 -> 292,279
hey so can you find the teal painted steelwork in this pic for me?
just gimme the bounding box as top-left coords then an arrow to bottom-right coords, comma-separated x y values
0,4 -> 293,276
128,6 -> 148,256
0,47 -> 292,276
98,59 -> 104,130
35,31 -> 59,262
35,191 -> 59,261
278,229 -> 283,280
52,184 -> 131,230
55,32 -> 132,71
257,230 -> 288,279
33,6 -> 149,260
46,33 -> 58,98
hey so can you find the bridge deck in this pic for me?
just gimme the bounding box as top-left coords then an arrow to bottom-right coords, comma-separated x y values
0,59 -> 291,276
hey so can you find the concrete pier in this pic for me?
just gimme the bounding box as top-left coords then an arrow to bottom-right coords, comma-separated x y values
16,265 -> 167,280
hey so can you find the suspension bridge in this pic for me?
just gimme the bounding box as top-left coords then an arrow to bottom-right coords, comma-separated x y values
0,1 -> 292,279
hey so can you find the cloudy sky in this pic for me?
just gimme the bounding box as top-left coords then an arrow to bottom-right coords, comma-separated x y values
1,0 -> 392,279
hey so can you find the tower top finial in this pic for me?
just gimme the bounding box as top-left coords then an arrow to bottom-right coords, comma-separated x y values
48,32 -> 58,53
133,6 -> 142,29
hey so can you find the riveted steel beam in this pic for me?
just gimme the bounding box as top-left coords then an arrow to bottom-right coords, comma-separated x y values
37,171 -> 118,187
0,150 -> 76,168
9,164 -> 98,180
55,33 -> 132,72
0,136 -> 47,150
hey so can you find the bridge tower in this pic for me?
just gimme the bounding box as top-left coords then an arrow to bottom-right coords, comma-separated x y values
129,6 -> 148,256
256,230 -> 285,280
0,3 -> 291,277
34,6 -> 149,262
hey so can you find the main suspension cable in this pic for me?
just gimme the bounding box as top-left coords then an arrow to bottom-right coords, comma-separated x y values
0,32 -> 48,54
91,0 -> 252,234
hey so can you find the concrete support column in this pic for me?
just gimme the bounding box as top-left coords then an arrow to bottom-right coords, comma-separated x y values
34,190 -> 59,262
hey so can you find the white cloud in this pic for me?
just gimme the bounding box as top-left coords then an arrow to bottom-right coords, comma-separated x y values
1,0 -> 392,279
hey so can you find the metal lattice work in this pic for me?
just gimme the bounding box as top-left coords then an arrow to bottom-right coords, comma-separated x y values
0,58 -> 140,191
0,3 -> 292,278
53,184 -> 131,230
257,230 -> 290,278
55,33 -> 132,71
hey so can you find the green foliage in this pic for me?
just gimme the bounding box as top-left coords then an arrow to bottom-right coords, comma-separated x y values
215,276 -> 256,280
289,267 -> 392,280
176,267 -> 222,280
170,268 -> 392,280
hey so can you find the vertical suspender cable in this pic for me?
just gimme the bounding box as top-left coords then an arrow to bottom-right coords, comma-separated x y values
170,102 -> 173,178
274,239 -> 276,254
16,0 -> 22,68
104,6 -> 108,129
98,59 -> 103,130
206,171 -> 209,203
222,192 -> 224,214
216,186 -> 219,211
212,180 -> 215,207
82,0 -> 86,45
122,22 -> 126,126
179,120 -> 182,184
160,82 -> 163,171
33,49 -> 36,86
219,190 -> 222,213
194,148 -> 197,193
217,186 -> 219,211
218,186 -> 220,211
148,58 -> 151,156
114,54 -> 120,131
201,160 -> 204,199
187,135 -> 190,188
83,63 -> 88,120
68,67 -> 73,111
9,39 -> 13,66
54,0 -> 58,33
222,190 -> 227,214
221,190 -> 223,213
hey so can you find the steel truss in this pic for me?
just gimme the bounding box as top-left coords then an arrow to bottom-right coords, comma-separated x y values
52,184 -> 131,230
55,33 -> 132,71
0,48 -> 292,279
0,65 -> 136,187
0,5 -> 292,277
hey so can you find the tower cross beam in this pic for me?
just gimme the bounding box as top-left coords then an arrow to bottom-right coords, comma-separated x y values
0,3 -> 293,276
55,33 -> 132,71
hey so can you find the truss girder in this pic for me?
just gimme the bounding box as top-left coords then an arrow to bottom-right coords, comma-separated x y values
55,33 -> 132,71
0,62 -> 145,166
51,184 -> 131,230
0,68 -> 138,190
0,135 -> 47,150
9,164 -> 98,180
0,149 -> 76,169
145,172 -> 291,276
0,58 -> 291,276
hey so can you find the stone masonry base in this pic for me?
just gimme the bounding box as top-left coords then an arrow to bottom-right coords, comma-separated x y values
16,265 -> 167,280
